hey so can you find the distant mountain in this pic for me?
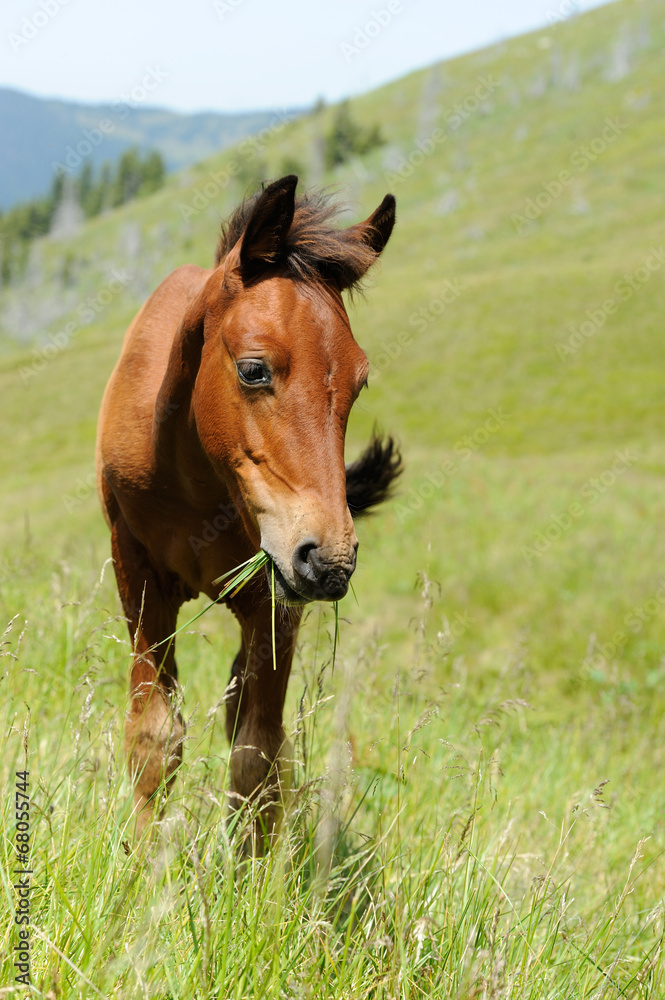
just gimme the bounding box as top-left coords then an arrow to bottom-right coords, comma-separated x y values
0,86 -> 299,209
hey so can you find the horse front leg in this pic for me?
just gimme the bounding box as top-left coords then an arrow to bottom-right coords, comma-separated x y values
111,514 -> 184,832
225,598 -> 301,851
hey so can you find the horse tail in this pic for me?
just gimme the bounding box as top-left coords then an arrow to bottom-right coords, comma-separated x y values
345,432 -> 403,518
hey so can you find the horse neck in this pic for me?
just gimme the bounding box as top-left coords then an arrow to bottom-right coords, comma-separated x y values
151,281 -> 212,483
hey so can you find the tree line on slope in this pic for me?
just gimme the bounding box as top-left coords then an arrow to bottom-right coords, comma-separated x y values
0,148 -> 165,285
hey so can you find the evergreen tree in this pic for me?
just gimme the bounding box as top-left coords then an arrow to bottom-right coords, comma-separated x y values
325,101 -> 384,169
90,162 -> 112,216
112,149 -> 143,207
140,151 -> 165,195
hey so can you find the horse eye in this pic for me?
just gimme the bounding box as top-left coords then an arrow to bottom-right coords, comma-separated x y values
237,359 -> 271,386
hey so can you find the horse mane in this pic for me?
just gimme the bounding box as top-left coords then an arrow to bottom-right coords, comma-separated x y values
214,185 -> 378,292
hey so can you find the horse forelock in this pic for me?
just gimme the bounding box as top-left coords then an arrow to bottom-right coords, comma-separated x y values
214,187 -> 378,293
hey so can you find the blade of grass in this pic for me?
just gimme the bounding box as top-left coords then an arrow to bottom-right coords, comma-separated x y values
150,550 -> 270,652
271,559 -> 277,671
332,600 -> 339,674
212,554 -> 263,586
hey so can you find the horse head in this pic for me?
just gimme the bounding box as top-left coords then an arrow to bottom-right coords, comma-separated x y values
191,175 -> 397,604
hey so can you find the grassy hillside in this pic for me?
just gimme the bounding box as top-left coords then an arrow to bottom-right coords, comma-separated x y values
2,0 -> 665,995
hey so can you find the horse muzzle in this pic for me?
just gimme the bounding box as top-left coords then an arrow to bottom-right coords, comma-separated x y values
267,540 -> 357,605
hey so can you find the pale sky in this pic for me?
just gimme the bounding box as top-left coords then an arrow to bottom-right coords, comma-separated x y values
1,0 -> 613,113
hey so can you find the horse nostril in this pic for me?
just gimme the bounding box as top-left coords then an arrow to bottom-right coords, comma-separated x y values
293,539 -> 318,580
292,539 -> 358,598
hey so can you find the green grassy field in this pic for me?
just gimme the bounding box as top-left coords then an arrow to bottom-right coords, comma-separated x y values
2,0 -> 665,994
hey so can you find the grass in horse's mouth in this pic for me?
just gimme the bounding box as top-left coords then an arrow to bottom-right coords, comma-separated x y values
151,551 -> 271,654
153,551 -> 340,672
212,550 -> 271,595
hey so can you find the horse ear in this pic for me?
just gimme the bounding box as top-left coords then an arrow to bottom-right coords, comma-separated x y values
347,193 -> 396,256
239,175 -> 298,282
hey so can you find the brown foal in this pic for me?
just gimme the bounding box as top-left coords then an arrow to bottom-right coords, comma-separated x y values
96,175 -> 400,842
